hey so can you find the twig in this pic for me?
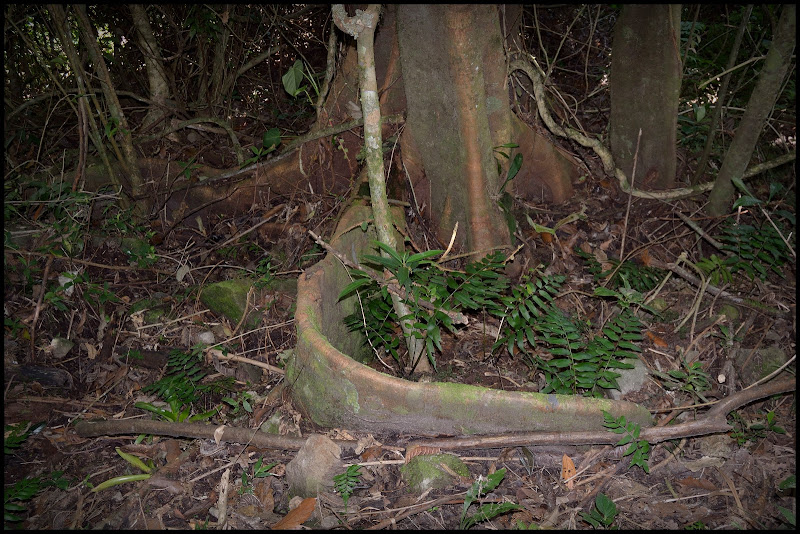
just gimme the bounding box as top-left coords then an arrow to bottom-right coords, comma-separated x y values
619,128 -> 641,264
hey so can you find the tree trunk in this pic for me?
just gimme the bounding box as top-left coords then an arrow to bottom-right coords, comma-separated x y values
73,5 -> 146,216
707,4 -> 795,216
690,5 -> 753,185
396,5 -> 512,258
129,4 -> 171,132
333,4 -> 429,373
609,4 -> 682,190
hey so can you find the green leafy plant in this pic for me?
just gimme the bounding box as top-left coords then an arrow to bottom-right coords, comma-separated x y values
4,471 -> 71,523
651,359 -> 710,402
222,390 -> 255,417
136,345 -> 233,423
494,148 -> 522,240
4,422 -> 42,456
695,254 -> 734,286
90,447 -> 153,493
728,409 -> 786,446
253,257 -> 275,289
282,59 -> 320,105
459,468 -> 521,529
603,411 -> 650,473
239,457 -> 278,495
178,156 -> 201,181
341,243 -> 509,373
575,248 -> 666,292
526,283 -> 653,396
243,128 -> 281,166
777,474 -> 796,527
714,219 -> 794,281
333,464 -> 362,512
4,423 -> 70,524
492,272 -> 564,358
580,492 -> 618,529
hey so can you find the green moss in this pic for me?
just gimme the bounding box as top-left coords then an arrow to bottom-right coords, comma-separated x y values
400,453 -> 470,494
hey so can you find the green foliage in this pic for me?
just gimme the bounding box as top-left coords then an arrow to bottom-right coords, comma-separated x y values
714,219 -> 793,281
282,59 -> 320,106
221,390 -> 254,416
240,457 -> 278,495
4,422 -> 41,455
341,244 -> 509,373
651,359 -> 710,402
178,157 -> 201,180
493,272 -> 564,358
4,471 -> 71,523
342,238 -> 654,395
137,345 -> 234,423
575,248 -> 666,292
777,475 -> 796,527
243,128 -> 282,166
728,410 -> 786,446
333,465 -> 362,512
4,425 -> 70,524
494,150 -> 523,241
603,411 -> 650,473
581,492 -> 618,529
253,257 -> 276,289
460,468 -> 521,530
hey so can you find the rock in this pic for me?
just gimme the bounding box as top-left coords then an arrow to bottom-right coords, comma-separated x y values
286,435 -> 343,498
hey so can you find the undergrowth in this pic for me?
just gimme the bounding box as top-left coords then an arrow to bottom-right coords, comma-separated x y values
340,240 -> 661,396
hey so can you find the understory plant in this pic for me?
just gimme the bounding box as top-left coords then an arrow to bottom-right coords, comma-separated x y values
135,344 -> 234,423
341,240 -> 659,396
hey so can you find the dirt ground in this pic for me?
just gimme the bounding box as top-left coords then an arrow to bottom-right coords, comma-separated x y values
4,166 -> 796,529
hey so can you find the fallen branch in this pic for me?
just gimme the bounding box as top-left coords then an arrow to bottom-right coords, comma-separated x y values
74,378 -> 794,453
405,377 -> 795,451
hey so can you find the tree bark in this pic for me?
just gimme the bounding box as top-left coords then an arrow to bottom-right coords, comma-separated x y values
73,4 -> 146,215
609,4 -> 682,190
707,4 -> 795,216
129,4 -> 171,132
333,4 -> 429,373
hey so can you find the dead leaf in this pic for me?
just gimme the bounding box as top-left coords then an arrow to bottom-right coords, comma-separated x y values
646,330 -> 669,347
271,497 -> 316,529
561,454 -> 576,490
405,445 -> 442,463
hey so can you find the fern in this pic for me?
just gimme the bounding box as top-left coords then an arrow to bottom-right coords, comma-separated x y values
716,219 -> 793,281
341,244 -> 510,372
492,273 -> 565,357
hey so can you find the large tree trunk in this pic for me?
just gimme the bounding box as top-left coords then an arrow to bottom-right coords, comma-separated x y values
609,5 -> 682,190
707,4 -> 795,216
129,5 -> 171,132
396,5 -> 577,258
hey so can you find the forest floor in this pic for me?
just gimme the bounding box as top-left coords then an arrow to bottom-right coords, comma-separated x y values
4,166 -> 796,530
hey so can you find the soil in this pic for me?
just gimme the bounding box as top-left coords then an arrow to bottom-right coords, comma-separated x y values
4,171 -> 796,529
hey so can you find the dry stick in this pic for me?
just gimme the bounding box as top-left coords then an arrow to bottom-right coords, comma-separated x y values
29,254 -> 54,362
618,128 -> 641,265
404,378 -> 794,452
307,229 -> 468,325
74,378 -> 794,455
647,257 -> 790,318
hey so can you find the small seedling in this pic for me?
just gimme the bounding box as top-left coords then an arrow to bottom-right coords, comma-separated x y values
581,492 -> 618,528
603,411 -> 650,473
333,464 -> 362,512
459,468 -> 521,529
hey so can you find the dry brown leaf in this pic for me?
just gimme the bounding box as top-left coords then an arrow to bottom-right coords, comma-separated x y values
271,497 -> 316,529
405,445 -> 441,463
646,330 -> 669,347
561,454 -> 576,490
